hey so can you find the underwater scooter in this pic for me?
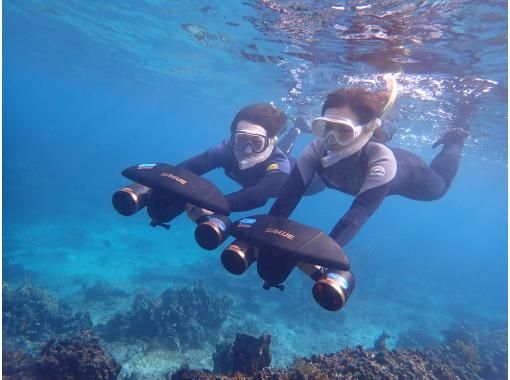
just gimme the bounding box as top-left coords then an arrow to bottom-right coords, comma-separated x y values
112,163 -> 232,248
112,163 -> 352,311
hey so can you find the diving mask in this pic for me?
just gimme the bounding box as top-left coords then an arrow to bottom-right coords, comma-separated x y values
232,121 -> 276,170
231,132 -> 270,153
311,116 -> 372,146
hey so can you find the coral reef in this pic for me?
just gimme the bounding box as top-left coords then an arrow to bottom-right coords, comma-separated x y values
171,364 -> 215,380
478,326 -> 508,379
287,347 -> 458,379
35,331 -> 121,380
171,324 -> 508,380
3,282 -> 92,353
290,358 -> 329,380
2,350 -> 38,380
171,346 -> 458,379
212,341 -> 232,375
372,331 -> 390,351
213,333 -> 272,376
3,331 -> 121,380
97,285 -> 232,350
3,279 -> 505,380
435,322 -> 508,380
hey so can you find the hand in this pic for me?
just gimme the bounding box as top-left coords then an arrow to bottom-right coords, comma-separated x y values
185,203 -> 214,223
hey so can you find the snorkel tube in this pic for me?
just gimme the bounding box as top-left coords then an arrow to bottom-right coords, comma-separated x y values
381,73 -> 399,120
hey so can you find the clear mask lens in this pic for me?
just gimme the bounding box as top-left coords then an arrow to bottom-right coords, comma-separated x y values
326,123 -> 355,145
232,132 -> 268,153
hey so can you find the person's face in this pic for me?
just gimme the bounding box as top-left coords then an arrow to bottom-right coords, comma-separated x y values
232,121 -> 269,154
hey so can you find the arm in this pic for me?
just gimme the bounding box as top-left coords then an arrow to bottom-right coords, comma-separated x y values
330,180 -> 393,248
178,142 -> 230,221
269,165 -> 307,217
270,143 -> 321,217
304,173 -> 327,195
177,141 -> 228,175
227,171 -> 289,212
329,142 -> 398,247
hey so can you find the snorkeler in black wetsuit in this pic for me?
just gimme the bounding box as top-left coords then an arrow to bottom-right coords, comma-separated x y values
269,76 -> 469,311
178,103 -> 298,220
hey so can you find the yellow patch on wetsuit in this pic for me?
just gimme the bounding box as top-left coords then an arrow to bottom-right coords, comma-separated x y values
266,163 -> 279,172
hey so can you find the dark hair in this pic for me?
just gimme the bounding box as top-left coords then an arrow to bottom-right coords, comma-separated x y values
230,103 -> 287,138
322,88 -> 389,124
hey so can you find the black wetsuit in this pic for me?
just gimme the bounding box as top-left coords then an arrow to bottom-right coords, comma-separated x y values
270,139 -> 464,247
178,139 -> 291,212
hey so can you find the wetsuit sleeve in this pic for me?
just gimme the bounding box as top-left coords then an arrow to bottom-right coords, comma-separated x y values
330,143 -> 397,247
226,156 -> 290,212
226,170 -> 289,212
329,181 -> 393,247
270,143 -> 320,217
177,142 -> 229,175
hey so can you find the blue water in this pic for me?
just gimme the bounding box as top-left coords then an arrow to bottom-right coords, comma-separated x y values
3,0 -> 508,375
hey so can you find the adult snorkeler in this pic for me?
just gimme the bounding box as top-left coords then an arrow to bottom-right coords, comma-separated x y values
180,103 -> 308,221
269,75 -> 469,311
